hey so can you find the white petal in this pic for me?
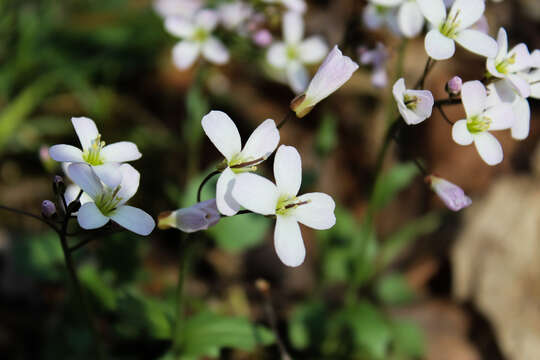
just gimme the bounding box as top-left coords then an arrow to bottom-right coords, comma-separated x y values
172,41 -> 200,70
283,11 -> 304,44
486,58 -> 504,78
194,9 -> 219,31
164,17 -> 195,38
452,119 -> 474,145
507,43 -> 532,72
231,173 -> 279,215
216,168 -> 241,216
116,164 -> 140,206
425,29 -> 455,60
274,215 -> 305,267
506,74 -> 531,98
202,37 -> 229,65
49,144 -> 83,163
484,103 -> 514,131
405,89 -> 434,118
511,97 -> 530,140
398,1 -> 424,38
240,119 -> 280,162
101,142 -> 142,162
494,27 -> 508,62
531,82 -> 540,100
267,43 -> 287,68
298,37 -> 328,64
282,0 -> 307,13
110,205 -> 155,236
274,145 -> 302,198
370,0 -> 402,5
92,163 -> 122,189
461,80 -> 487,118
286,62 -> 309,94
450,0 -> 485,30
78,202 -> 109,230
72,117 -> 99,151
201,110 -> 241,161
67,163 -> 103,199
473,132 -> 503,166
454,30 -> 498,58
392,78 -> 406,104
292,192 -> 336,230
417,0 -> 446,26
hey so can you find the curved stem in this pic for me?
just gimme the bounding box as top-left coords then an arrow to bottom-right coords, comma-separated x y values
277,110 -> 295,129
196,170 -> 221,203
435,97 -> 461,106
415,58 -> 436,89
0,204 -> 59,232
436,104 -> 454,125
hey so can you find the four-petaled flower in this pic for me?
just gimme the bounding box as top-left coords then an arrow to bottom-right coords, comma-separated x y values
49,117 -> 142,187
67,163 -> 155,235
417,0 -> 497,60
232,145 -> 336,267
452,81 -> 514,165
267,11 -> 328,93
201,111 -> 280,216
165,9 -> 229,69
393,78 -> 434,125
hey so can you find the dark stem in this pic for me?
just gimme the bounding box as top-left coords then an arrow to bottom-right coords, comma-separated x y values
0,204 -> 59,232
69,236 -> 99,252
413,158 -> 428,176
436,105 -> 454,125
172,235 -> 192,355
435,97 -> 462,106
260,287 -> 292,360
277,110 -> 295,129
196,170 -> 221,203
415,58 -> 435,89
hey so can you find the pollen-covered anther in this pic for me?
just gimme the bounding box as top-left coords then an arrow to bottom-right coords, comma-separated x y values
82,134 -> 106,165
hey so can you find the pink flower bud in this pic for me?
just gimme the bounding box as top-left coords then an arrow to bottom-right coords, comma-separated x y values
158,199 -> 220,233
446,76 -> 463,95
41,200 -> 57,218
252,29 -> 273,47
426,175 -> 472,211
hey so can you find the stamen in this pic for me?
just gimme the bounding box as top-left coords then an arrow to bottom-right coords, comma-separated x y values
230,156 -> 267,169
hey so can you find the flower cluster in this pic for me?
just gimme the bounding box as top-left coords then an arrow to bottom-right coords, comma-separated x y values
49,117 -> 155,235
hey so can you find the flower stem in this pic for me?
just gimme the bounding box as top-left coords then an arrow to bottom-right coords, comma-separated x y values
0,204 -> 59,231
415,57 -> 436,89
277,110 -> 295,129
172,235 -> 192,355
196,170 -> 221,202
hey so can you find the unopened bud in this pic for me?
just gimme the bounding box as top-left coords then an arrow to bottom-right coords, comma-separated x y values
252,29 -> 272,47
158,199 -> 220,232
426,175 -> 472,211
53,175 -> 65,195
446,76 -> 463,96
41,200 -> 57,218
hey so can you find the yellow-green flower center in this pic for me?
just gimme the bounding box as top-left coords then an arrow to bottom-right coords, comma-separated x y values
95,185 -> 123,216
227,154 -> 268,174
193,28 -> 209,43
495,53 -> 516,75
404,94 -> 418,111
467,115 -> 492,134
82,135 -> 105,166
276,195 -> 310,216
439,10 -> 461,38
286,45 -> 299,61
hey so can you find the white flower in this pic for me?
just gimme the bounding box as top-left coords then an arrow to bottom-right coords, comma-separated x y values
154,0 -> 202,18
417,0 -> 497,60
290,45 -> 359,117
426,175 -> 472,211
262,0 -> 307,13
201,111 -> 280,216
267,12 -> 328,93
392,78 -> 434,125
396,0 -> 425,38
366,0 -> 425,38
218,1 -> 253,31
362,3 -> 400,35
486,28 -> 532,97
49,117 -> 142,188
359,42 -> 389,88
232,145 -> 336,267
67,163 -> 155,236
158,199 -> 220,232
165,9 -> 229,69
451,81 -> 514,165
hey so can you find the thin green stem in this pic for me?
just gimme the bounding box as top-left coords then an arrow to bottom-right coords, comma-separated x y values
415,58 -> 436,90
277,110 -> 295,129
0,204 -> 59,232
173,235 -> 192,355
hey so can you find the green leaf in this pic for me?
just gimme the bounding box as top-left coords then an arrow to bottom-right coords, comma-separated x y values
288,301 -> 326,350
379,213 -> 441,269
315,112 -> 338,157
371,163 -> 418,211
78,264 -> 117,311
208,213 -> 272,252
179,312 -> 275,358
375,273 -> 414,306
12,231 -> 64,281
322,247 -> 351,282
391,320 -> 424,358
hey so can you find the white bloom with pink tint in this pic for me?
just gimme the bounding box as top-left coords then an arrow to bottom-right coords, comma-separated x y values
427,175 -> 472,211
49,117 -> 142,187
165,9 -> 229,69
290,45 -> 359,117
253,29 -> 273,47
393,78 -> 434,125
263,0 -> 307,13
452,81 -> 514,165
446,75 -> 463,95
201,111 -> 280,216
67,163 -> 155,236
158,199 -> 220,232
218,1 -> 253,30
369,0 -> 425,38
487,28 -> 532,98
153,0 -> 202,18
267,12 -> 328,93
417,0 -> 497,60
359,42 -> 389,88
232,145 -> 335,267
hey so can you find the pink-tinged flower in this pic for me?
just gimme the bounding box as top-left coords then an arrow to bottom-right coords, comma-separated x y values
158,199 -> 220,232
218,1 -> 253,30
67,163 -> 155,236
165,9 -> 229,69
49,117 -> 142,188
153,0 -> 202,18
393,78 -> 434,125
446,76 -> 463,95
232,145 -> 335,267
417,0 -> 497,60
252,29 -> 273,47
290,46 -> 359,118
362,3 -> 400,35
359,42 -> 389,88
267,12 -> 328,93
487,28 -> 532,98
452,81 -> 514,165
201,111 -> 280,216
426,175 -> 472,211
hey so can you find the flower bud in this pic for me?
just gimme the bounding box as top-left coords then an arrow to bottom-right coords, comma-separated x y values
426,175 -> 472,211
67,200 -> 81,214
252,29 -> 272,47
158,199 -> 220,232
53,175 -> 65,195
446,76 -> 463,96
41,200 -> 57,218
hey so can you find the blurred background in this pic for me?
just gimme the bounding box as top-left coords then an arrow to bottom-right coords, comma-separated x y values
0,0 -> 539,359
